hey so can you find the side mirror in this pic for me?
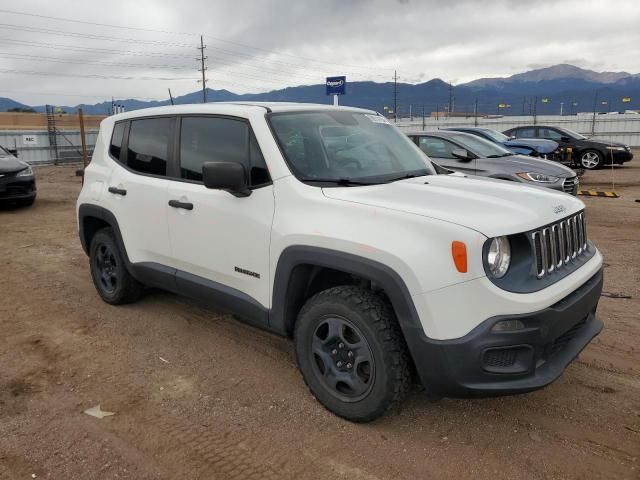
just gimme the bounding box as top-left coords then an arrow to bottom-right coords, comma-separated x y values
7,148 -> 18,157
202,161 -> 251,197
451,148 -> 472,161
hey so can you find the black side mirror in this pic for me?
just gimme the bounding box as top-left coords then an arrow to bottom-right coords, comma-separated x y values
202,162 -> 251,197
7,148 -> 18,157
451,148 -> 472,161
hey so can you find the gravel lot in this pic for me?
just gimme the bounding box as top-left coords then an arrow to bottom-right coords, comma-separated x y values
1,159 -> 639,479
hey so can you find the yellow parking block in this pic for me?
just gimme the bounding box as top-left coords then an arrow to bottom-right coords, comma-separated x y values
577,190 -> 619,198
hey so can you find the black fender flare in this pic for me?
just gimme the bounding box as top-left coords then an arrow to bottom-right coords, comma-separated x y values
78,204 -> 133,272
269,246 -> 422,337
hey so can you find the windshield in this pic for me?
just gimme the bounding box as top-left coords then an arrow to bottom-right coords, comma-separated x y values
449,134 -> 512,158
557,127 -> 587,140
480,129 -> 510,143
269,111 -> 434,184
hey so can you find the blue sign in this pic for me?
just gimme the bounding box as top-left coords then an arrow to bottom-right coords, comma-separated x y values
326,76 -> 346,96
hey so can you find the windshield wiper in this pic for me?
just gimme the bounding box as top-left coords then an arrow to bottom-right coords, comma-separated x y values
383,172 -> 429,183
486,153 -> 511,158
301,178 -> 378,186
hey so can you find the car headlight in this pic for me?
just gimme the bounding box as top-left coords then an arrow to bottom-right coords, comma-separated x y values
16,166 -> 33,177
606,146 -> 625,151
486,236 -> 511,278
516,172 -> 559,183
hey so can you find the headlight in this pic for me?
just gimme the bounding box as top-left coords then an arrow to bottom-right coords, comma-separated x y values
16,166 -> 33,177
516,172 -> 559,183
606,146 -> 625,151
486,236 -> 511,278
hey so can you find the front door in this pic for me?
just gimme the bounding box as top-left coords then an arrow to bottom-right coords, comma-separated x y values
166,115 -> 274,310
416,136 -> 476,174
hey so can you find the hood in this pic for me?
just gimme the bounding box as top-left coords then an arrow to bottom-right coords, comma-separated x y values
504,138 -> 558,153
322,174 -> 584,238
585,137 -> 628,148
491,155 -> 575,177
0,155 -> 27,174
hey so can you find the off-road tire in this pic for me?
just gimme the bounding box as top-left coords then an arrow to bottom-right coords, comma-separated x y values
294,286 -> 412,422
89,227 -> 144,305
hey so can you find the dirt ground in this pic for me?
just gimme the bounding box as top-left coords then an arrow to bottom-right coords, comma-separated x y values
1,158 -> 639,480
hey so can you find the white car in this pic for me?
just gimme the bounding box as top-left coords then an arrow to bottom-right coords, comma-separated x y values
77,103 -> 604,422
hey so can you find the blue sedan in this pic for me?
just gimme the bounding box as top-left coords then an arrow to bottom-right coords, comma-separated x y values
444,127 -> 559,158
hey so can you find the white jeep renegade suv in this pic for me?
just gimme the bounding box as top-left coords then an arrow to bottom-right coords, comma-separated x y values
77,103 -> 603,422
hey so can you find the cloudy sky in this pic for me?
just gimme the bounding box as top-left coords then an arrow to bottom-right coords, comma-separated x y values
1,0 -> 639,106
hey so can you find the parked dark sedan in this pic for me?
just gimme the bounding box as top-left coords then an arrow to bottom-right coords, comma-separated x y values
503,125 -> 633,169
444,127 -> 559,158
407,131 -> 579,194
0,145 -> 36,206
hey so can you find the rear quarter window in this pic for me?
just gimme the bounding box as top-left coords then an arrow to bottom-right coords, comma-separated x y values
109,122 -> 126,161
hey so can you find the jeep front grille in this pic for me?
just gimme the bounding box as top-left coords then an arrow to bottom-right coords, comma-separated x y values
532,212 -> 587,278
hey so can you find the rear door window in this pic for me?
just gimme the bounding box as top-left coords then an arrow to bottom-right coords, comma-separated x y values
515,127 -> 536,138
126,118 -> 172,176
109,122 -> 126,161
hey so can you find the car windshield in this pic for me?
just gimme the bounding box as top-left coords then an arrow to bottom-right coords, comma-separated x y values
449,134 -> 512,158
557,127 -> 587,140
480,129 -> 510,143
269,111 -> 434,184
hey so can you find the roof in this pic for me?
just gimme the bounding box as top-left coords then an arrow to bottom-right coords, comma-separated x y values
106,101 -> 376,122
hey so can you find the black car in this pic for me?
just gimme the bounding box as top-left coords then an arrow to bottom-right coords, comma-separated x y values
407,131 -> 579,194
0,145 -> 36,206
503,125 -> 633,169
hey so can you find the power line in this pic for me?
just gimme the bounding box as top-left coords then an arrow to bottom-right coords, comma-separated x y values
0,68 -> 197,81
0,8 -> 394,74
0,52 -> 192,70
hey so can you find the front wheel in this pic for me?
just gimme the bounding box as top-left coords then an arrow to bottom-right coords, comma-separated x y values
294,286 -> 412,422
580,150 -> 603,169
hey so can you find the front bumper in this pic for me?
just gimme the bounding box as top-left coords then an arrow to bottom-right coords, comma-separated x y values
606,150 -> 633,165
405,268 -> 603,397
0,173 -> 36,201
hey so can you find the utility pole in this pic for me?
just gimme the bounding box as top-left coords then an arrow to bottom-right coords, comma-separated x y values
197,35 -> 208,103
421,104 -> 425,130
168,88 -> 175,105
393,70 -> 398,123
521,96 -> 526,115
448,82 -> 454,115
560,102 -> 564,116
533,96 -> 538,125
409,104 -> 412,121
78,108 -> 89,169
591,91 -> 598,135
474,98 -> 479,127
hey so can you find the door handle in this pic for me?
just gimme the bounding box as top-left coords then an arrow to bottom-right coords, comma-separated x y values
108,186 -> 127,196
168,199 -> 194,210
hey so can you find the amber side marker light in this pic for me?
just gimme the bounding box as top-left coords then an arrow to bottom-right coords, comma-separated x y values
451,241 -> 468,273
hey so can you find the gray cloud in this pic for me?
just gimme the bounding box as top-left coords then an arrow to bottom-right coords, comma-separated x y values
1,0 -> 639,106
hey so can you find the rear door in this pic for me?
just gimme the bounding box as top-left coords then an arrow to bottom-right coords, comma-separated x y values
416,136 -> 476,174
104,117 -> 173,265
165,115 -> 274,309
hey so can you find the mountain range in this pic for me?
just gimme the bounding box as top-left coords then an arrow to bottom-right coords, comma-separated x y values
1,64 -> 639,116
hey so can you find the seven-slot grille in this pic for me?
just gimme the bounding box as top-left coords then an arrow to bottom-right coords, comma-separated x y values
562,176 -> 579,194
531,211 -> 587,278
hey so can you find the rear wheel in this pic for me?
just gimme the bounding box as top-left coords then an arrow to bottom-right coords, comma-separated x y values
294,286 -> 412,422
17,197 -> 35,207
89,228 -> 143,305
580,150 -> 603,169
